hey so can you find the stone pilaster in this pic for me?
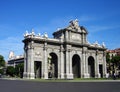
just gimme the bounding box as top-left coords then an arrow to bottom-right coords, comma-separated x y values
29,41 -> 35,79
23,41 -> 35,79
82,47 -> 89,78
68,49 -> 73,79
30,45 -> 35,79
95,50 -> 100,78
43,42 -> 48,79
65,45 -> 73,79
60,45 -> 65,79
103,51 -> 107,78
65,49 -> 69,79
23,47 -> 27,78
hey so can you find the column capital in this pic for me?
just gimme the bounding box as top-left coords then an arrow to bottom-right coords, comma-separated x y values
82,47 -> 87,54
96,49 -> 99,55
60,45 -> 64,52
43,47 -> 48,50
67,49 -> 72,52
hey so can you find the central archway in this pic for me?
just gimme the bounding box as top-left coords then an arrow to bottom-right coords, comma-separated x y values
49,53 -> 58,78
72,54 -> 81,78
88,56 -> 95,78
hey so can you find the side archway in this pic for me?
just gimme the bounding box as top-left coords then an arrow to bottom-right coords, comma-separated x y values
49,52 -> 58,78
72,54 -> 81,78
88,56 -> 95,78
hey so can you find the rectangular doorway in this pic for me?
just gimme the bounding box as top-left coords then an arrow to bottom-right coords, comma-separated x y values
99,65 -> 103,78
34,61 -> 42,78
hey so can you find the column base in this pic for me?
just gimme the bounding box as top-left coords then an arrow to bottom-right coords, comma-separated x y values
95,73 -> 101,78
23,72 -> 29,79
23,72 -> 35,79
29,73 -> 35,79
60,73 -> 65,79
66,73 -> 73,79
44,72 -> 48,79
82,73 -> 90,78
103,74 -> 107,78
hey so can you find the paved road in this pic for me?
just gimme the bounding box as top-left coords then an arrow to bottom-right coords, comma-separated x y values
0,79 -> 120,92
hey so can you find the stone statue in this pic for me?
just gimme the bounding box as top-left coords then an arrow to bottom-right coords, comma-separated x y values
102,42 -> 106,47
44,32 -> 48,38
31,29 -> 35,36
24,30 -> 29,37
9,51 -> 15,59
69,19 -> 81,31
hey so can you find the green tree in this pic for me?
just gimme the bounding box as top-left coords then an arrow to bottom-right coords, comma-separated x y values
15,63 -> 24,78
0,69 -> 4,75
106,52 -> 120,77
0,55 -> 5,75
106,52 -> 112,73
6,66 -> 15,77
111,55 -> 120,72
106,54 -> 120,77
106,52 -> 111,63
111,55 -> 120,64
0,55 -> 5,67
15,65 -> 20,76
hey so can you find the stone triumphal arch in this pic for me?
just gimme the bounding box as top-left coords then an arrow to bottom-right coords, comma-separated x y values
23,19 -> 107,79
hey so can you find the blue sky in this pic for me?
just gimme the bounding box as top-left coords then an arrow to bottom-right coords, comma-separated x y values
0,0 -> 120,60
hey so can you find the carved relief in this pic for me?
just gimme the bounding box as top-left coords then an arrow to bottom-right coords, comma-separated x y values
35,51 -> 41,56
69,19 -> 81,31
99,54 -> 103,60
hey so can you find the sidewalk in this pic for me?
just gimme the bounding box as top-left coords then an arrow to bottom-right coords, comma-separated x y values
1,77 -> 120,82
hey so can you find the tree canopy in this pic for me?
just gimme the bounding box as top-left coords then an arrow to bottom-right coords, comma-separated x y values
15,63 -> 24,77
6,66 -> 15,77
0,55 -> 5,67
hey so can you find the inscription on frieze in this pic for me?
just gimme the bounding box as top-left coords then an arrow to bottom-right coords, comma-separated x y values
71,33 -> 81,41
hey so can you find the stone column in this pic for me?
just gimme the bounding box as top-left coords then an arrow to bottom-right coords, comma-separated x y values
23,47 -> 27,78
65,45 -> 73,79
82,51 -> 85,77
60,45 -> 65,79
95,51 -> 100,78
82,47 -> 89,78
69,50 -> 73,79
56,50 -> 60,79
29,44 -> 35,79
43,42 -> 48,79
24,41 -> 35,79
103,51 -> 107,78
85,53 -> 89,78
65,49 -> 69,79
